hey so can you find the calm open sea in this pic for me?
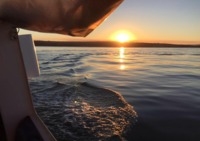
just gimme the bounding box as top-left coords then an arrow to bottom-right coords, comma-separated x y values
29,47 -> 200,141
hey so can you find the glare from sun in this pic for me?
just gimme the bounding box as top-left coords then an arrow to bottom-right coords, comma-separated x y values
116,33 -> 129,43
111,31 -> 136,43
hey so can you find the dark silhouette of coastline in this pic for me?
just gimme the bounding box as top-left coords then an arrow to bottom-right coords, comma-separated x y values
34,41 -> 200,48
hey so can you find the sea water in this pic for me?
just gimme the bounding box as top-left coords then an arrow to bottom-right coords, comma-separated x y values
29,47 -> 200,141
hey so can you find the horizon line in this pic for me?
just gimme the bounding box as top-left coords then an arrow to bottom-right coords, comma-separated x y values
34,40 -> 200,48
34,40 -> 200,46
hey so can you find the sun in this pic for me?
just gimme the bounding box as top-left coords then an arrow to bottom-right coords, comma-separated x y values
111,30 -> 136,43
116,33 -> 130,43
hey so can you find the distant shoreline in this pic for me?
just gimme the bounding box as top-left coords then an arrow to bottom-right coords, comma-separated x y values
34,41 -> 200,48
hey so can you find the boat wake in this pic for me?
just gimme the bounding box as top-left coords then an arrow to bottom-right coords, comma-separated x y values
30,81 -> 137,141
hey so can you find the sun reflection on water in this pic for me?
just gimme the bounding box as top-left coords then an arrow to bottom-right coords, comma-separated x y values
119,47 -> 126,70
120,59 -> 124,63
120,65 -> 126,70
120,47 -> 125,59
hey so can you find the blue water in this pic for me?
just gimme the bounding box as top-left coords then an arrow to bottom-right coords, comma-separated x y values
29,47 -> 200,141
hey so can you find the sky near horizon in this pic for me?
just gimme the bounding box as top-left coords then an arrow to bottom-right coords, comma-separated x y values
20,0 -> 200,44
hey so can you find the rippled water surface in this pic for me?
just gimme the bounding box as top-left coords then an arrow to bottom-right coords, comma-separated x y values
30,47 -> 200,141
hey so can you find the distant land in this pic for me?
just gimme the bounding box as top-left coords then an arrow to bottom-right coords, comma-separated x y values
34,41 -> 200,48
